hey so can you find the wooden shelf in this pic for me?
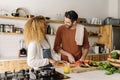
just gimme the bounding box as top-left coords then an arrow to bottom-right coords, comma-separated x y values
84,23 -> 103,27
0,15 -> 28,20
0,32 -> 57,36
47,20 -> 63,23
0,15 -> 104,26
88,34 -> 98,37
0,32 -> 23,35
46,34 -> 56,36
0,15 -> 64,23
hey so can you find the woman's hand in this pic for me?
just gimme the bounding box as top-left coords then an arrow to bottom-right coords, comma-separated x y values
49,59 -> 57,64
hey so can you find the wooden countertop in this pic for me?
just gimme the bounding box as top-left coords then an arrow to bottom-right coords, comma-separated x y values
0,56 -> 27,61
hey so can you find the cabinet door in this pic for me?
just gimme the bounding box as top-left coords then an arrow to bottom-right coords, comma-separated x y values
98,25 -> 112,51
0,61 -> 9,72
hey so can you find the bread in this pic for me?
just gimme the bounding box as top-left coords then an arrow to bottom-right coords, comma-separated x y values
107,58 -> 120,64
54,61 -> 76,68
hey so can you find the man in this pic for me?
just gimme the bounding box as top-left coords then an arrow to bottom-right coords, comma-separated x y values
54,10 -> 90,63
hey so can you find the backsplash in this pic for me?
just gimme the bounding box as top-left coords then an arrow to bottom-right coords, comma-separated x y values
0,34 -> 23,57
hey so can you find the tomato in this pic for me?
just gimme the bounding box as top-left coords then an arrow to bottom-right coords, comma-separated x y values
75,60 -> 81,66
75,60 -> 84,66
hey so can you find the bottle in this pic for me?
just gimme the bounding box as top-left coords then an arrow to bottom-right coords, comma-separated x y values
50,27 -> 54,35
19,40 -> 27,57
47,25 -> 51,34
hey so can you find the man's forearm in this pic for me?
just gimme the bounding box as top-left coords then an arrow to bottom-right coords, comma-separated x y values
59,49 -> 70,56
59,49 -> 75,63
80,48 -> 89,61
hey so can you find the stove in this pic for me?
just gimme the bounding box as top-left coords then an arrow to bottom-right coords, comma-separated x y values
0,67 -> 70,80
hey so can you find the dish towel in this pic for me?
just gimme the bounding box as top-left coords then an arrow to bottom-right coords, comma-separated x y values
75,24 -> 84,45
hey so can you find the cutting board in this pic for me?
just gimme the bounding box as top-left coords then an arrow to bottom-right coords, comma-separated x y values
71,66 -> 97,73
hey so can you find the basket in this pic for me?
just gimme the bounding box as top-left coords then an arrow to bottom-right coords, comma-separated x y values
107,58 -> 120,68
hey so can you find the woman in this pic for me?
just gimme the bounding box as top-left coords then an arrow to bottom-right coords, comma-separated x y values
24,15 -> 57,69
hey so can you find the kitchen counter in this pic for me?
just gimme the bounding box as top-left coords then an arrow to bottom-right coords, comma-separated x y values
0,56 -> 27,61
56,67 -> 120,80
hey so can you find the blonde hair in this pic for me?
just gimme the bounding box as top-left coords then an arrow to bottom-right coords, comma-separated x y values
24,15 -> 46,46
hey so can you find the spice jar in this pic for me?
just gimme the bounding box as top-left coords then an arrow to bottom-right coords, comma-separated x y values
0,24 -> 4,32
5,24 -> 10,32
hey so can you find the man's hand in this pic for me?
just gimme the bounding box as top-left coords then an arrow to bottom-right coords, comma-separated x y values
67,54 -> 75,63
59,49 -> 75,63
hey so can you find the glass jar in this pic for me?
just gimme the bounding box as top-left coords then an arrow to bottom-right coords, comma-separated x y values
63,63 -> 70,74
0,24 -> 4,32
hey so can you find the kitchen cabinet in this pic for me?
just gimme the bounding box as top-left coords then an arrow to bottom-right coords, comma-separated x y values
98,25 -> 112,51
0,60 -> 30,73
98,24 -> 120,52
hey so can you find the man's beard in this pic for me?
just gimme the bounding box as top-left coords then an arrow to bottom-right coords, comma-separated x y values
68,23 -> 73,29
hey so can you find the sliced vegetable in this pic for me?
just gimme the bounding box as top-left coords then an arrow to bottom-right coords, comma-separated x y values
75,60 -> 82,66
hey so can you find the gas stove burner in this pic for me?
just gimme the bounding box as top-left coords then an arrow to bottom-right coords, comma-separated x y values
38,67 -> 56,77
0,69 -> 30,80
0,67 -> 70,80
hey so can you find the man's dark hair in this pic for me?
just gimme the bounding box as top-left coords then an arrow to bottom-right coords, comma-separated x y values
65,10 -> 78,23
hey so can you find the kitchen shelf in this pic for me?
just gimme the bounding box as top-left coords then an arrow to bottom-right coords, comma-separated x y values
0,32 -> 22,35
0,15 -> 102,37
46,20 -> 63,23
0,15 -> 63,23
0,15 -> 28,20
46,34 -> 56,36
0,15 -> 104,25
84,24 -> 103,27
0,32 -> 57,36
0,32 -> 99,37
